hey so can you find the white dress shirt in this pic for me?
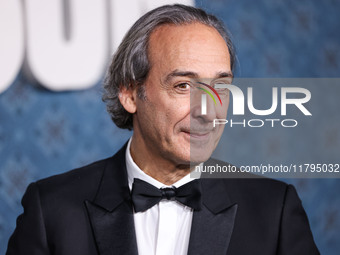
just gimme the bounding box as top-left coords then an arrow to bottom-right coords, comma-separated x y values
125,138 -> 199,255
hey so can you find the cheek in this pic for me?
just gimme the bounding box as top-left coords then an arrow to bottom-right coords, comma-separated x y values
218,96 -> 229,117
146,87 -> 190,131
219,106 -> 229,118
168,101 -> 190,124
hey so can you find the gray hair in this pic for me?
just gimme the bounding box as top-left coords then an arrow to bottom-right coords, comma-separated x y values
103,4 -> 236,130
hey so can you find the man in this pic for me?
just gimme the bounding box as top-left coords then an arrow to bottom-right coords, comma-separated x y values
7,4 -> 319,255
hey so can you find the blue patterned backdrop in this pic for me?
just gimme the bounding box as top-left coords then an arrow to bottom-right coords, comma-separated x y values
1,0 -> 340,254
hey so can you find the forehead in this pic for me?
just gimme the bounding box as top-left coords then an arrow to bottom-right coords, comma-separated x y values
148,22 -> 231,78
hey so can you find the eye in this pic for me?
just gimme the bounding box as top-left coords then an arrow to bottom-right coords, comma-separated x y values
214,86 -> 229,96
174,82 -> 192,91
212,79 -> 232,95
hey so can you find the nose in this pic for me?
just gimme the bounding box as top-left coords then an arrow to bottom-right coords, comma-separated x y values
191,89 -> 218,123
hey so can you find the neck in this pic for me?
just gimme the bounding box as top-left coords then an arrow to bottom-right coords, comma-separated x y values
129,136 -> 193,185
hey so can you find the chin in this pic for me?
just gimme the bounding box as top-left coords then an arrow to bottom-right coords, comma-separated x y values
189,147 -> 214,164
171,137 -> 215,164
168,147 -> 212,166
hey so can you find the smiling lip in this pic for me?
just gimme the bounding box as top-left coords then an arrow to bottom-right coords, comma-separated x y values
189,132 -> 209,138
182,130 -> 212,139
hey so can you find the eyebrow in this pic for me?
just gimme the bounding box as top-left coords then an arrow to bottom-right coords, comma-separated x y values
216,71 -> 234,79
164,69 -> 233,83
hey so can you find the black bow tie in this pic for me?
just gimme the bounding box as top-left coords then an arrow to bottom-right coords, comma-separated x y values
131,178 -> 202,212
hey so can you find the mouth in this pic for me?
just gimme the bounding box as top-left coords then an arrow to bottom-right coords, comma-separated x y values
182,129 -> 213,139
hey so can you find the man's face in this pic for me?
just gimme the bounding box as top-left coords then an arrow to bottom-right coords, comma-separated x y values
132,22 -> 231,166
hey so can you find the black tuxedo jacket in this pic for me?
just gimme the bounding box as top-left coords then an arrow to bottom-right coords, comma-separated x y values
7,144 -> 319,255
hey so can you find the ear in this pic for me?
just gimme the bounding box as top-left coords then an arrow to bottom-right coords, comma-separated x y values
118,86 -> 137,114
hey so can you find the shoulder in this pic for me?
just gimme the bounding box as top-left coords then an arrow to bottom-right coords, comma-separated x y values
24,143 -> 128,211
205,158 -> 292,205
30,157 -> 113,205
37,158 -> 108,187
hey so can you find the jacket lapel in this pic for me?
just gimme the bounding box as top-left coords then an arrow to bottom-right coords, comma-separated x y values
188,177 -> 238,255
84,144 -> 238,255
84,144 -> 138,255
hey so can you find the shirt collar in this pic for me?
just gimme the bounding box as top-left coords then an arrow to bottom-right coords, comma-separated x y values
125,137 -> 200,191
